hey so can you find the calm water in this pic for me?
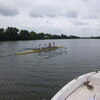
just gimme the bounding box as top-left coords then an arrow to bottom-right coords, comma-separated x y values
0,39 -> 100,100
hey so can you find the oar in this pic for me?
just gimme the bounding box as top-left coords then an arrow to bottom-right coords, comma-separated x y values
0,54 -> 15,58
18,47 -> 38,51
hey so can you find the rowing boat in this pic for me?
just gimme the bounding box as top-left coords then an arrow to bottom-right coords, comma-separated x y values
16,46 -> 63,55
51,71 -> 100,100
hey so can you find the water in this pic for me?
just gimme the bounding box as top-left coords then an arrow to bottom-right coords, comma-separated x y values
0,39 -> 100,100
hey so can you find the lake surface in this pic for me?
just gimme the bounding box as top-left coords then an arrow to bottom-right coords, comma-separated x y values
0,39 -> 100,100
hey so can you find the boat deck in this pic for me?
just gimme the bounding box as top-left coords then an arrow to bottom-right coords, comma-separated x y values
66,74 -> 100,100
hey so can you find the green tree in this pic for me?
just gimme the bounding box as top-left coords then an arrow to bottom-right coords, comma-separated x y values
45,33 -> 52,39
0,28 -> 5,40
5,27 -> 19,40
69,35 -> 80,39
52,34 -> 61,39
61,34 -> 68,39
37,32 -> 45,39
0,26 -> 81,41
19,30 -> 30,40
30,31 -> 37,40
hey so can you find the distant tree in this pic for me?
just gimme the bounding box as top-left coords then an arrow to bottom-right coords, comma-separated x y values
61,34 -> 68,39
45,33 -> 52,39
52,34 -> 61,39
37,32 -> 45,39
91,36 -> 100,39
19,30 -> 30,40
5,27 -> 19,40
0,26 -> 81,41
0,28 -> 5,41
30,31 -> 37,40
69,35 -> 80,39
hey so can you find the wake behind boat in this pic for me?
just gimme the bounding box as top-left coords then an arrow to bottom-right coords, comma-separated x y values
51,71 -> 100,100
16,46 -> 64,55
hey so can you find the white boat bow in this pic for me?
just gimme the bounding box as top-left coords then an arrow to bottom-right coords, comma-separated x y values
51,71 -> 100,100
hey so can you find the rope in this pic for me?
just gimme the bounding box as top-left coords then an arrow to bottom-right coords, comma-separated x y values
84,71 -> 98,91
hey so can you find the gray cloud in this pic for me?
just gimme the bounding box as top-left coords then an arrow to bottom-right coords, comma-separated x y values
81,0 -> 89,2
29,6 -> 58,18
0,3 -> 19,16
65,11 -> 78,18
74,21 -> 89,25
29,13 -> 44,18
30,10 -> 78,19
82,16 -> 99,19
45,13 -> 57,18
29,12 -> 57,18
0,0 -> 100,36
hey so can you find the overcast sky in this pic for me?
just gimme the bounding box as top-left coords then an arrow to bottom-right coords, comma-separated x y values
0,0 -> 100,36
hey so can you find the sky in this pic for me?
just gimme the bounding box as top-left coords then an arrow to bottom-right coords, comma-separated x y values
0,0 -> 100,37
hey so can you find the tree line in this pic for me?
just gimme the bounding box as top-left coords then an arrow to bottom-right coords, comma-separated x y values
0,27 -> 80,41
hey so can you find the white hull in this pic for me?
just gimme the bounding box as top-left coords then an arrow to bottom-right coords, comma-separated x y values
51,71 -> 100,100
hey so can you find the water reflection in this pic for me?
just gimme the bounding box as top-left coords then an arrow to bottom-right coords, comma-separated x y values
36,47 -> 67,59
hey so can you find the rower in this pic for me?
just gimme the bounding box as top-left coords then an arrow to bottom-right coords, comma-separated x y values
44,43 -> 47,49
48,43 -> 52,48
53,42 -> 56,47
39,44 -> 42,49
